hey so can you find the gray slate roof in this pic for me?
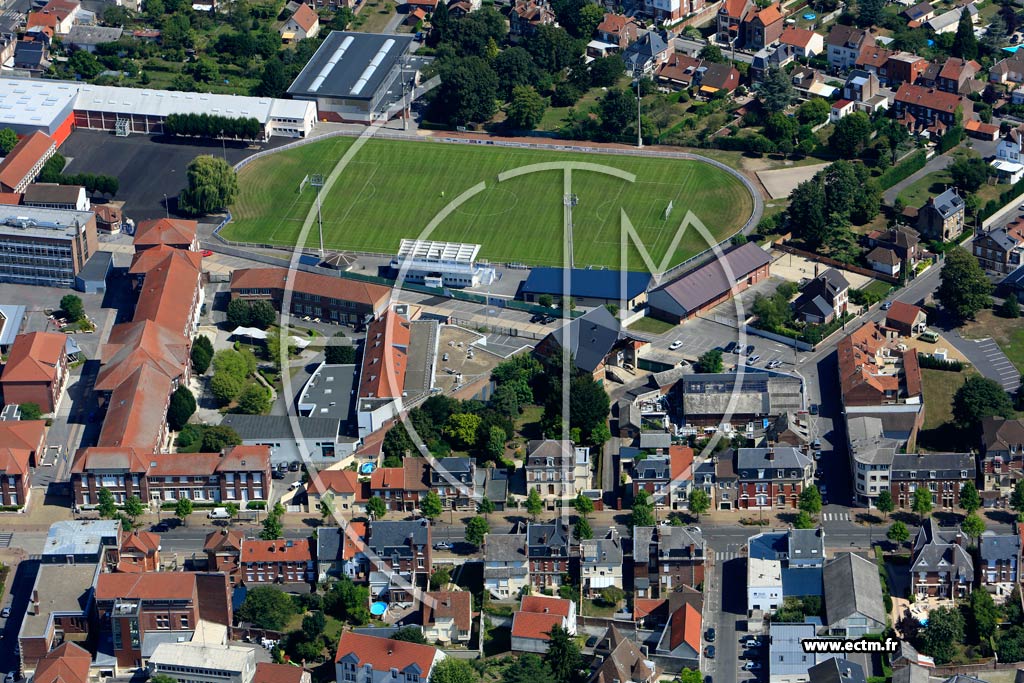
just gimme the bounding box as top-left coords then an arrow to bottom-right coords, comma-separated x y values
221,414 -> 341,440
366,519 -> 430,560
808,658 -> 866,683
484,533 -> 527,563
67,25 -> 123,45
581,529 -> 623,566
892,665 -> 930,683
736,446 -> 811,474
527,522 -> 570,557
890,453 -> 975,480
979,532 -> 1020,563
924,188 -> 964,219
823,553 -> 886,627
544,305 -> 623,374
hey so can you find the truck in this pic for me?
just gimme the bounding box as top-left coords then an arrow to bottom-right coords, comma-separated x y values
207,507 -> 231,519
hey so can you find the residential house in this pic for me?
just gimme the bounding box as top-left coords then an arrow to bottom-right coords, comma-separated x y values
866,225 -> 922,275
365,519 -> 432,596
0,420 -> 44,508
910,519 -> 974,598
280,2 -> 319,41
133,218 -> 198,252
27,0 -> 79,36
980,416 -> 1024,497
837,322 -> 924,407
632,525 -> 706,598
886,52 -> 928,86
827,25 -> 874,72
580,529 -> 623,598
978,532 -> 1019,596
630,445 -> 694,510
990,51 -> 1024,84
240,538 -> 315,586
421,591 -> 472,645
254,663 -> 310,683
751,43 -> 797,82
594,13 -> 641,49
925,5 -> 976,34
307,469 -> 368,515
483,532 -> 529,599
747,528 -> 825,613
697,62 -> 740,95
509,0 -> 555,37
534,304 -> 638,379
866,247 -> 901,277
894,84 -> 973,138
902,1 -> 934,22
368,457 -> 429,512
822,553 -> 886,636
885,302 -> 928,337
993,126 -> 1024,184
117,531 -> 161,573
843,69 -> 887,112
524,439 -> 590,502
648,242 -> 771,323
623,31 -> 670,74
780,27 -> 823,58
13,37 -> 50,75
716,0 -> 753,44
974,220 -> 1024,275
204,529 -> 245,585
936,57 -> 980,95
1,331 -> 69,413
527,522 -> 571,591
316,522 -> 368,582
734,446 -> 813,510
334,632 -> 444,683
66,25 -> 123,52
808,659 -> 867,683
589,626 -> 657,683
651,600 -> 702,667
93,571 -> 232,671
655,52 -> 703,90
831,99 -> 856,122
511,595 -> 577,654
743,3 -> 783,51
429,456 -> 475,510
31,643 -> 92,683
793,268 -> 850,325
890,452 -> 975,509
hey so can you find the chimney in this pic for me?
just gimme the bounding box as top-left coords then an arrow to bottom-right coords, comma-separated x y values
388,648 -> 393,656
766,447 -> 775,461
956,532 -> 964,547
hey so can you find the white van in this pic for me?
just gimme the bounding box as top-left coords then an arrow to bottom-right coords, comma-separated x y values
207,507 -> 231,519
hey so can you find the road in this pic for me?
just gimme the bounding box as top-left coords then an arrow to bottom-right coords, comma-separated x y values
882,152 -> 953,205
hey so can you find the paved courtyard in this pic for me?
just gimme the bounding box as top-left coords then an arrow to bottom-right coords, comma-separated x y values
769,249 -> 875,290
756,163 -> 828,200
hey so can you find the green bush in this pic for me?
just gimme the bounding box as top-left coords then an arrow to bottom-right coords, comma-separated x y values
917,354 -> 964,371
247,501 -> 267,510
877,150 -> 927,190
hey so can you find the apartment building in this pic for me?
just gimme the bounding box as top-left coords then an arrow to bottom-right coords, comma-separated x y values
240,539 -> 315,585
527,522 -> 571,591
524,440 -> 590,502
0,206 -> 97,288
580,529 -> 623,598
980,416 -> 1024,496
231,267 -> 390,326
735,446 -> 813,510
334,632 -> 444,683
483,533 -> 529,599
368,457 -> 430,512
889,452 -> 975,509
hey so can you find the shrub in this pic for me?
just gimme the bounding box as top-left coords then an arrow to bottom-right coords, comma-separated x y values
877,150 -> 927,190
247,501 -> 267,509
917,354 -> 964,371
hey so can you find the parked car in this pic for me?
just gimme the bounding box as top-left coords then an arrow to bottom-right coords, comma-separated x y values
747,355 -> 761,364
881,301 -> 892,310
766,359 -> 782,369
288,481 -> 302,491
0,607 -> 9,618
151,522 -> 170,533
723,341 -> 738,354
742,637 -> 760,648
207,508 -> 230,519
272,470 -> 285,480
433,542 -> 452,551
289,461 -> 301,472
705,628 -> 716,642
6,671 -> 15,683
201,249 -> 213,257
744,344 -> 755,355
704,646 -> 715,659
809,404 -> 818,416
744,662 -> 761,671
669,340 -> 683,350
812,439 -> 821,449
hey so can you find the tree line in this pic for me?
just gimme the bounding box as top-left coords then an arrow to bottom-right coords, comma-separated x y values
164,113 -> 263,140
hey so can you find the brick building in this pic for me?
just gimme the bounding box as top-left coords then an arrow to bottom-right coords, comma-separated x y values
230,267 -> 390,326
1,331 -> 69,412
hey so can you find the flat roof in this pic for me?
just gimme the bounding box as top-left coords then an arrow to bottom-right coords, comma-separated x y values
0,304 -> 26,347
78,250 -> 113,282
397,239 -> 480,265
20,563 -> 99,639
43,519 -> 120,558
150,643 -> 255,674
288,31 -> 414,101
0,206 -> 93,240
0,78 -> 77,128
297,362 -> 358,422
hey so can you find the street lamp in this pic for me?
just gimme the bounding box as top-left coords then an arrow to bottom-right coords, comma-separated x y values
564,193 -> 578,269
633,67 -> 644,149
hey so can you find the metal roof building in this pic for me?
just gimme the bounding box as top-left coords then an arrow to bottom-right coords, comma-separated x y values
288,31 -> 418,123
0,78 -> 77,138
389,239 -> 496,288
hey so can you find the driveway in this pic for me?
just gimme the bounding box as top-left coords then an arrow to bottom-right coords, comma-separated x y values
882,153 -> 953,205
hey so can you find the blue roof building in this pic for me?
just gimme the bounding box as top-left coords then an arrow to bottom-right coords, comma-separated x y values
518,268 -> 651,310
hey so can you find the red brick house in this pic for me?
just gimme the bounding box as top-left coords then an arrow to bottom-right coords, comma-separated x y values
205,529 -> 245,584
0,420 -> 45,508
32,642 -> 92,683
1,331 -> 69,413
368,456 -> 429,512
837,322 -> 923,407
240,538 -> 316,585
132,218 -> 198,252
231,267 -> 390,326
116,531 -> 161,573
735,446 -> 813,510
743,3 -> 784,51
893,83 -> 974,135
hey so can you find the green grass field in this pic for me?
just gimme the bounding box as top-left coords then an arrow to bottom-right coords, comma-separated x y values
224,137 -> 753,269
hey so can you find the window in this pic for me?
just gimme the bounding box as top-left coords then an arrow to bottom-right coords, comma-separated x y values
155,615 -> 170,629
180,615 -> 189,628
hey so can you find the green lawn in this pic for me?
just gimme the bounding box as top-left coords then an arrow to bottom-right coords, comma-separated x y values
627,316 -> 676,334
859,280 -> 893,300
224,137 -> 754,269
897,170 -> 951,209
959,308 -> 1024,374
918,367 -> 977,452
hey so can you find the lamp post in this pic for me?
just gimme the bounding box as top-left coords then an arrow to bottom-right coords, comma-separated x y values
563,193 -> 578,269
633,67 -> 644,149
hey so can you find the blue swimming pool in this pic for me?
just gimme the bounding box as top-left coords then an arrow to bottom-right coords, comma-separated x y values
360,462 -> 376,475
803,12 -> 816,19
1005,45 -> 1021,53
370,602 -> 387,616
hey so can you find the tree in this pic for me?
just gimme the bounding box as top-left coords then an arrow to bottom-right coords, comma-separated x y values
391,626 -> 428,644
98,487 -> 117,518
420,491 -> 443,520
573,492 -> 594,519
191,335 -> 214,374
887,520 -> 910,547
18,403 -> 42,421
952,9 -> 978,60
912,486 -> 933,524
573,516 -> 592,540
0,129 -> 18,155
237,383 -> 272,415
237,586 -> 298,630
167,386 -> 197,431
699,43 -> 724,62
545,625 -> 582,683
1011,480 -> 1024,520
950,156 -> 992,193
875,489 -> 894,519
479,496 -> 495,518
432,657 -> 477,683
921,606 -> 965,664
325,333 -> 356,364
151,676 -> 178,683
830,112 -> 873,157
178,155 -> 239,216
526,488 -> 544,520
248,300 -> 276,329
968,587 -> 999,644
200,425 -> 242,452
793,510 -> 815,529
1002,295 -> 1021,319
524,24 -> 583,72
69,49 -> 103,79
797,98 -> 830,126
430,56 -> 499,126
799,486 -> 822,515
60,294 -> 85,322
260,510 -> 283,540
302,610 -> 327,640
485,425 -> 507,460
123,495 -> 145,529
503,654 -> 556,683
590,55 -> 625,87
856,0 -> 884,27
210,372 -> 244,406
506,86 -> 547,130
677,670 -> 701,683
631,499 -> 655,528
443,413 -> 483,450
367,495 -> 387,519
254,58 -> 289,99
937,247 -> 994,321
537,294 -> 554,308
598,88 -> 635,136
319,493 -> 335,523
323,576 -> 371,625
688,489 -> 710,520
494,47 -> 539,99
953,375 -> 1014,430
174,497 -> 193,525
959,481 -> 981,514
466,515 -> 490,547
696,349 -> 724,374
758,68 -> 794,113
430,567 -> 451,590
961,512 -> 986,543
227,298 -> 253,329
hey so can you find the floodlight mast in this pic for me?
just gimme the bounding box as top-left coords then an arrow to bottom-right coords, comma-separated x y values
311,174 -> 326,258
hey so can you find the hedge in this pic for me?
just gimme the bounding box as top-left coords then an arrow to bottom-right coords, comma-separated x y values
918,354 -> 964,371
878,150 -> 927,190
247,501 -> 267,510
979,175 -> 1024,223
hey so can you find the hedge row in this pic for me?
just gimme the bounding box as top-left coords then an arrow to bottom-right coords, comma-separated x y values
918,354 -> 964,371
878,150 -> 927,190
979,175 -> 1024,223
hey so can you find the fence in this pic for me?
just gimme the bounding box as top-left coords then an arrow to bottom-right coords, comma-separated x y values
743,324 -> 814,351
772,242 -> 900,285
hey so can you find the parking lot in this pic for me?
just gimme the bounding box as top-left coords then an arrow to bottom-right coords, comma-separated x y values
652,316 -> 800,370
960,337 -> 1021,392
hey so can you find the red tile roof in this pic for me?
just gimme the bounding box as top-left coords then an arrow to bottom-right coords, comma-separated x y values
95,571 -> 197,601
751,2 -> 782,25
94,204 -> 122,224
129,243 -> 203,276
335,631 -> 439,675
133,218 -> 197,250
0,192 -> 22,205
342,521 -> 367,560
71,447 -> 151,475
885,301 -> 925,330
669,603 -> 701,653
231,268 -> 390,310
121,531 -> 160,554
133,253 -> 201,335
720,0 -> 749,19
511,611 -> 564,641
632,598 -> 667,620
0,132 -> 55,192
1,331 -> 66,383
780,26 -> 817,48
96,320 -> 189,391
669,445 -> 694,480
894,82 -> 966,113
358,309 -> 411,399
205,528 -> 245,552
96,364 -> 172,451
289,2 -> 319,32
369,457 -> 428,492
521,595 -> 572,617
254,663 -> 307,683
32,642 -> 91,683
307,469 -> 363,497
0,420 -> 46,456
241,538 -> 314,563
423,591 -> 472,631
0,447 -> 30,476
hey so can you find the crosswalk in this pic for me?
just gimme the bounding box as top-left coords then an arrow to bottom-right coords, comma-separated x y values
715,544 -> 745,562
0,532 -> 12,548
822,512 -> 850,521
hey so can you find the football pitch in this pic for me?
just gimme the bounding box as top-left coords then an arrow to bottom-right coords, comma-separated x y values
223,136 -> 755,270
